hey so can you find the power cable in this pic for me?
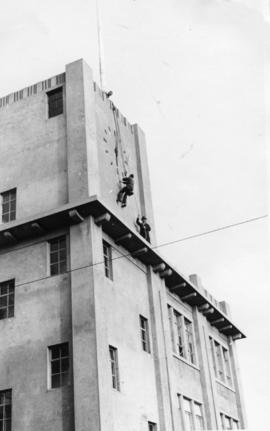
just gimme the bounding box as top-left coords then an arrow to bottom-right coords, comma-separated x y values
2,213 -> 267,290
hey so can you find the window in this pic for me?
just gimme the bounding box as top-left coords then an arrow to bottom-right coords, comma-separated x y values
194,402 -> 204,430
232,420 -> 239,429
148,422 -> 157,431
184,318 -> 195,364
215,341 -> 224,382
223,348 -> 232,386
0,390 -> 12,431
0,280 -> 15,320
167,305 -> 175,352
169,307 -> 196,365
109,346 -> 120,390
140,315 -> 151,353
49,236 -> 67,276
103,241 -> 113,280
1,189 -> 16,223
48,87 -> 63,118
209,338 -> 233,387
183,398 -> 193,431
220,413 -> 239,430
179,396 -> 205,431
174,310 -> 185,357
48,343 -> 70,389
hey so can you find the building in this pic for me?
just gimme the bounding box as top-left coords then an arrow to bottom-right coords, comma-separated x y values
0,59 -> 246,431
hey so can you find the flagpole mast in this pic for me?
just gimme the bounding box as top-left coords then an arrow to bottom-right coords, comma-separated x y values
96,0 -> 104,89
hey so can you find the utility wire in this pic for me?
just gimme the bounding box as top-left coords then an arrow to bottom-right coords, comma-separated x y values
2,213 -> 268,291
151,214 -> 268,251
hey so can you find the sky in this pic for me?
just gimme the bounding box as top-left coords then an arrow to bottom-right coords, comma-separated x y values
0,0 -> 268,429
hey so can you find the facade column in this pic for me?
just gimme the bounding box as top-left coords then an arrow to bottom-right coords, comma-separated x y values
133,124 -> 156,245
69,217 -> 113,431
147,270 -> 175,431
228,338 -> 247,429
192,308 -> 219,429
65,58 -> 100,201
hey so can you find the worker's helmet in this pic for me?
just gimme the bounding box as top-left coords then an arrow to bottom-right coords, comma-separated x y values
130,174 -> 134,178
142,216 -> 147,221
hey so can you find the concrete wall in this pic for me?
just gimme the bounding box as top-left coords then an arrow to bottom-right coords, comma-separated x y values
0,78 -> 67,220
0,230 -> 74,431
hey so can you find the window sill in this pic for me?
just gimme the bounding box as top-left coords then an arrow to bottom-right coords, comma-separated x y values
172,353 -> 200,371
216,379 -> 235,392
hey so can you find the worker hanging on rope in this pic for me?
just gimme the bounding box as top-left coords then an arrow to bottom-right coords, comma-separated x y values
136,216 -> 151,243
117,174 -> 134,208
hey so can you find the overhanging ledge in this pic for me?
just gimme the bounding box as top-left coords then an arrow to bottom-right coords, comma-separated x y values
0,195 -> 246,340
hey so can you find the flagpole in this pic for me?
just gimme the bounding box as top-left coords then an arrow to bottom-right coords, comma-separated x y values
96,0 -> 104,89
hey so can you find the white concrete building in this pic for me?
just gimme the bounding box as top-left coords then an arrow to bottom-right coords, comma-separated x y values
0,59 -> 246,431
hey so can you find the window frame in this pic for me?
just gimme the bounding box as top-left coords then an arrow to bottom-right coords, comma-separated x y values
48,236 -> 67,276
0,279 -> 15,320
0,389 -> 12,431
209,337 -> 234,388
1,188 -> 16,223
148,421 -> 157,431
103,240 -> 113,280
139,315 -> 151,353
109,345 -> 120,391
220,412 -> 239,430
169,305 -> 197,366
47,86 -> 64,118
178,394 -> 205,431
47,342 -> 70,390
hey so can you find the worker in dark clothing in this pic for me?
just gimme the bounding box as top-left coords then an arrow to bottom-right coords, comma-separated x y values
136,216 -> 151,243
117,174 -> 134,207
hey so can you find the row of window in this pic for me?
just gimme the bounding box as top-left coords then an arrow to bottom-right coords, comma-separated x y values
179,394 -> 239,431
167,305 -> 234,389
0,341 -> 156,431
0,237 -> 234,390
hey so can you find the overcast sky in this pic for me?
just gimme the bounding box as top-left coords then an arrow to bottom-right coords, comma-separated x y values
0,1 -> 268,429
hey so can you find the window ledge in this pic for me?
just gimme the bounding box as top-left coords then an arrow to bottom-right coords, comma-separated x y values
216,378 -> 235,392
172,353 -> 200,371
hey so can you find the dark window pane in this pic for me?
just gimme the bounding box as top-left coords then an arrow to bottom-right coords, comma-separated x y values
10,201 -> 16,211
51,374 -> 60,388
0,297 -> 7,307
51,346 -> 60,359
48,88 -> 63,118
50,241 -> 59,252
51,360 -> 60,374
7,306 -> 14,318
8,294 -> 14,306
5,419 -> 11,431
2,214 -> 10,223
59,261 -> 66,274
0,285 -> 7,295
61,343 -> 69,357
2,203 -> 9,213
59,250 -> 66,260
0,309 -> 7,320
5,405 -> 11,419
50,264 -> 59,276
50,252 -> 59,264
61,358 -> 69,372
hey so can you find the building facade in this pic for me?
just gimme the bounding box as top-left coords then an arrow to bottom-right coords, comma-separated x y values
0,59 -> 246,431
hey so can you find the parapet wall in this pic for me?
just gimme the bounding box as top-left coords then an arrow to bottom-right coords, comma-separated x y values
0,73 -> 65,108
